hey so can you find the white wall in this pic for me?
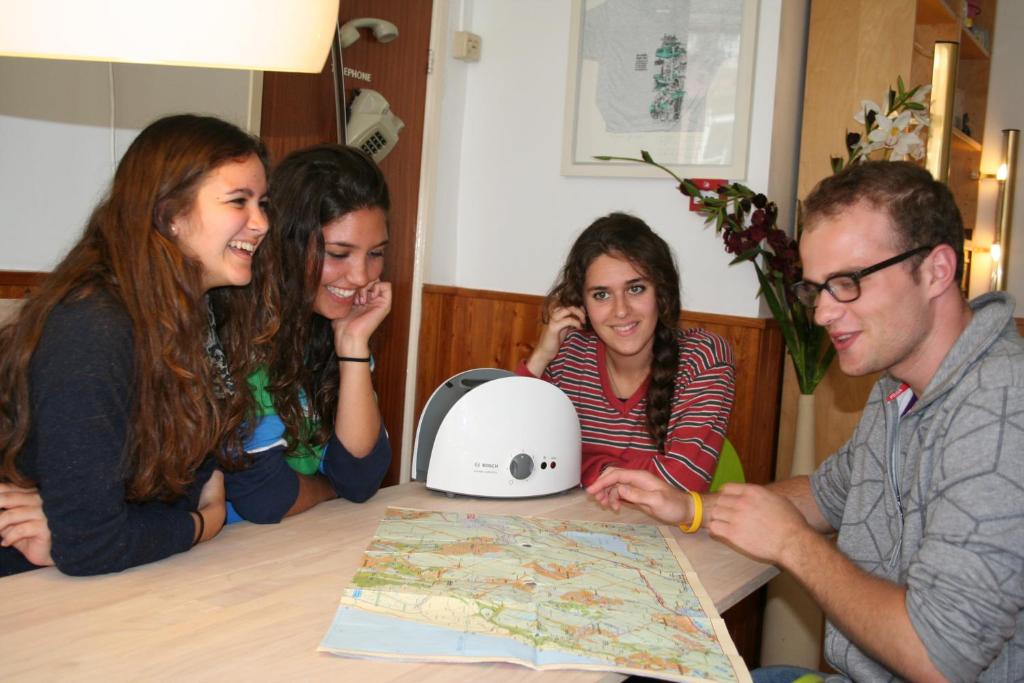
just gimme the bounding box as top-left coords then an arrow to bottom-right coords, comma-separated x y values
973,1 -> 1024,309
425,0 -> 808,318
0,58 -> 259,271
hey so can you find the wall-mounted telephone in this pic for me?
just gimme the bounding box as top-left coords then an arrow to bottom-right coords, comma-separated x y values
346,88 -> 405,164
333,17 -> 403,163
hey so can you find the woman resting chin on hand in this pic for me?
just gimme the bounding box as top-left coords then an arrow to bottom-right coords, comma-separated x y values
223,145 -> 393,525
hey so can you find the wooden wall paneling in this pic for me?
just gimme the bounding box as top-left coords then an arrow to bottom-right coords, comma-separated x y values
260,1 -> 434,486
677,312 -> 783,486
0,270 -> 48,299
416,286 -> 784,487
259,68 -> 336,164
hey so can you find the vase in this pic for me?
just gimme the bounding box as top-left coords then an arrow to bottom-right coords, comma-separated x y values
759,393 -> 824,668
790,393 -> 817,476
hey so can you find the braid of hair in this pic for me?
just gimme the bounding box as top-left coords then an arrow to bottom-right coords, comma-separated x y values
645,323 -> 678,453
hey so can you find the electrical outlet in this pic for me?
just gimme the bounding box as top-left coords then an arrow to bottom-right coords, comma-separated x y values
453,31 -> 481,62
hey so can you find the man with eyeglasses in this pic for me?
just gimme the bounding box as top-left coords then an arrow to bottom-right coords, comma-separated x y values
588,161 -> 1023,682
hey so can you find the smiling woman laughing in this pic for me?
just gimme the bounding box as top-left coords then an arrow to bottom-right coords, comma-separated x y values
0,114 -> 275,577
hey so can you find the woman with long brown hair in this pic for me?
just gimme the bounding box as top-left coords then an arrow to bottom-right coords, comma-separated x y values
222,144 -> 391,522
0,114 -> 274,576
518,213 -> 735,490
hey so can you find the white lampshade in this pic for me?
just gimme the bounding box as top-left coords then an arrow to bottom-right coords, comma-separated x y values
0,0 -> 339,73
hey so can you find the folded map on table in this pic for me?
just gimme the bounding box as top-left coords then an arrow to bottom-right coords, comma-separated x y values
319,506 -> 750,683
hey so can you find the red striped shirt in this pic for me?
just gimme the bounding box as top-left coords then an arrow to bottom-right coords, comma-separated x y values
518,328 -> 735,490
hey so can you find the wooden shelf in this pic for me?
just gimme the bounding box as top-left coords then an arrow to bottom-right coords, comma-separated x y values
952,127 -> 983,151
917,0 -> 958,24
960,26 -> 992,59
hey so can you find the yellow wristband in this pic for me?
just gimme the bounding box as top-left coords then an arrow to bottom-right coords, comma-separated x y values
679,491 -> 703,534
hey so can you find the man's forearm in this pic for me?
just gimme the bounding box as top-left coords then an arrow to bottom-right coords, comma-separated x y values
782,531 -> 947,682
766,475 -> 833,533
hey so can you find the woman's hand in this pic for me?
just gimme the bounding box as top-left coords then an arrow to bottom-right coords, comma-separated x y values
331,280 -> 393,357
0,483 -> 54,567
195,470 -> 226,544
525,305 -> 586,376
586,468 -> 693,526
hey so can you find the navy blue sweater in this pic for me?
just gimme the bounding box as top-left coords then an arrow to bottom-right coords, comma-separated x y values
1,293 -> 213,577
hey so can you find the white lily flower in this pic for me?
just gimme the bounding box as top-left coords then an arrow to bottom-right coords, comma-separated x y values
868,110 -> 913,148
909,84 -> 931,104
908,85 -> 931,126
843,77 -> 931,167
890,130 -> 924,160
855,138 -> 885,157
853,100 -> 882,125
910,110 -> 930,127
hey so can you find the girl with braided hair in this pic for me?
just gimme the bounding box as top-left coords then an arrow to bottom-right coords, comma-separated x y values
518,213 -> 735,490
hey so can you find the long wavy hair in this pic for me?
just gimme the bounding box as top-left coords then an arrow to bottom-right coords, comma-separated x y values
0,114 -> 275,501
259,144 -> 390,449
547,213 -> 681,452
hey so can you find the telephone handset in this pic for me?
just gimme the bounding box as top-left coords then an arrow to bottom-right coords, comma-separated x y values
339,18 -> 398,49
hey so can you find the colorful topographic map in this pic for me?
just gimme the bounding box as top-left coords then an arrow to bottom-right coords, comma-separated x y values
319,507 -> 749,682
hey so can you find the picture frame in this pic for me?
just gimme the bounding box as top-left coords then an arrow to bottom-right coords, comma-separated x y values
561,0 -> 759,179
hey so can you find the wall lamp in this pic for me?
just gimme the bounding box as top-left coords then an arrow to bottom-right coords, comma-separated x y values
0,0 -> 339,73
990,129 -> 1019,291
925,42 -> 959,183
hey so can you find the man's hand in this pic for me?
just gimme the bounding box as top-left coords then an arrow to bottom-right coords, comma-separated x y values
0,483 -> 54,567
705,482 -> 815,565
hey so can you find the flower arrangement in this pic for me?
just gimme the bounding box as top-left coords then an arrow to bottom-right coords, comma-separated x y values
594,77 -> 930,396
595,151 -> 833,395
832,77 -> 931,172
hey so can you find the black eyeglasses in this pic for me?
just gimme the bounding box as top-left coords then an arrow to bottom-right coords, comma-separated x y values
792,245 -> 934,307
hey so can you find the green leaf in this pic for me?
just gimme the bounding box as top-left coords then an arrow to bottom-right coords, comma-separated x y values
641,150 -> 654,163
905,101 -> 925,111
752,263 -> 802,373
897,75 -> 906,97
680,179 -> 701,197
729,248 -> 763,265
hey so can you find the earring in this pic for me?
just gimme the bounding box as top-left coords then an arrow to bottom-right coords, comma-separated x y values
170,224 -> 179,236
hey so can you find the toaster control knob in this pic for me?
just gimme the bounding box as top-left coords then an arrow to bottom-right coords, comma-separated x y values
509,453 -> 534,480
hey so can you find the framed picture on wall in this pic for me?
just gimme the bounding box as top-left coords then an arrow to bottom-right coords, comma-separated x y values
561,0 -> 759,179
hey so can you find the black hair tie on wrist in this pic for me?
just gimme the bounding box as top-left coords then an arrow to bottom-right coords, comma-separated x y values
336,356 -> 372,363
192,511 -> 205,547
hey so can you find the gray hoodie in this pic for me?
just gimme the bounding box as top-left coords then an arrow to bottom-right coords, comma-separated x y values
811,292 -> 1024,682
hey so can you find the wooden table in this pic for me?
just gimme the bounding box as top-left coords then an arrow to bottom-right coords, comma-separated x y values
1,482 -> 776,681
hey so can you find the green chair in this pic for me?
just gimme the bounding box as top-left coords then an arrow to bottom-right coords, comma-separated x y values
709,437 -> 745,492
